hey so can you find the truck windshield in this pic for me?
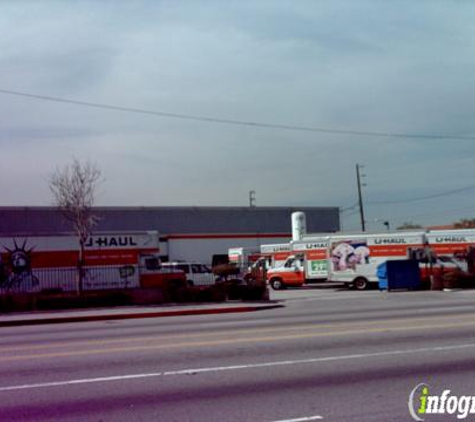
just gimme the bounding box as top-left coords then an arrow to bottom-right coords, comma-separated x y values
284,258 -> 295,268
192,264 -> 211,273
144,258 -> 160,270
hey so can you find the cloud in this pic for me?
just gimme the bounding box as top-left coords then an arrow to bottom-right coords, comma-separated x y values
0,1 -> 474,228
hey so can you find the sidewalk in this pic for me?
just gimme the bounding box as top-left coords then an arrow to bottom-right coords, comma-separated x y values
0,301 -> 284,327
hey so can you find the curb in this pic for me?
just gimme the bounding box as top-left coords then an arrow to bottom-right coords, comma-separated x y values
296,283 -> 346,290
0,304 -> 285,328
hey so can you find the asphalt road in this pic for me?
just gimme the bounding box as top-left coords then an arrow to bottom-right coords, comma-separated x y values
2,288 -> 475,421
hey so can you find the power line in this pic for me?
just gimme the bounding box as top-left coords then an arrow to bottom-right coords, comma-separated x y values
1,88 -> 475,140
367,184 -> 475,205
393,204 -> 475,222
343,209 -> 361,218
342,204 -> 475,230
340,202 -> 359,213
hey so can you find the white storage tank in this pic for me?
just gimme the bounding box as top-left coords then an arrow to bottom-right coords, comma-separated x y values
291,211 -> 307,241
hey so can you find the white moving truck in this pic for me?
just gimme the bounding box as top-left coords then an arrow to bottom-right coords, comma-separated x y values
326,232 -> 425,290
267,232 -> 427,290
0,231 -> 185,293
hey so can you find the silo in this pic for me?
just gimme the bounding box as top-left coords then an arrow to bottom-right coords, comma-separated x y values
291,211 -> 307,241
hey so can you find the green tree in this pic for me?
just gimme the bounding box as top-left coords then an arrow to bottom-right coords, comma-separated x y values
453,218 -> 475,229
397,222 -> 423,230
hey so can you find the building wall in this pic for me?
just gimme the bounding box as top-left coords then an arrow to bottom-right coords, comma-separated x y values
0,206 -> 340,235
166,235 -> 291,265
0,206 -> 340,264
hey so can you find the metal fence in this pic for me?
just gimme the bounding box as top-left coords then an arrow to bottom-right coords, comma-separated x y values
0,265 -> 141,295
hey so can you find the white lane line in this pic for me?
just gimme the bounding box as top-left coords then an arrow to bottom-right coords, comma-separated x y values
271,416 -> 323,421
196,319 -> 274,328
1,342 -> 475,392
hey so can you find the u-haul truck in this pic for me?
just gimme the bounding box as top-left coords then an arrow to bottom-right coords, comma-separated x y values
228,243 -> 291,283
259,243 -> 292,268
228,244 -> 291,270
0,231 -> 185,293
266,237 -> 329,290
228,247 -> 261,269
426,229 -> 475,257
243,243 -> 293,284
327,232 -> 425,290
424,229 -> 475,276
267,232 -> 426,290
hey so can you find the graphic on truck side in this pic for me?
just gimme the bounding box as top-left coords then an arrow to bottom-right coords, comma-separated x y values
330,239 -> 370,272
0,239 -> 39,292
310,259 -> 328,275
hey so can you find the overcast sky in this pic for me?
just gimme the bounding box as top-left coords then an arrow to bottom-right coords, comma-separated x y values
1,1 -> 474,230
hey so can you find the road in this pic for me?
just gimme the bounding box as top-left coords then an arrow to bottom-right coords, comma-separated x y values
2,288 -> 475,421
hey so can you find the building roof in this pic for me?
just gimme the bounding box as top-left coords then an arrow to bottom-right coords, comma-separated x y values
426,224 -> 457,230
0,206 -> 340,236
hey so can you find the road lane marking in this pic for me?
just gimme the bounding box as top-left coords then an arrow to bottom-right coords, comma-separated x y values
2,318 -> 475,362
2,311 -> 475,354
1,342 -> 475,392
271,416 -> 323,422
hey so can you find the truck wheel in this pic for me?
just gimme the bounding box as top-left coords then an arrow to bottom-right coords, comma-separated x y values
270,279 -> 284,290
187,280 -> 194,287
354,277 -> 368,291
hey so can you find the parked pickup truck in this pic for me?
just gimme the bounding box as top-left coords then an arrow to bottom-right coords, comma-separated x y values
162,262 -> 217,287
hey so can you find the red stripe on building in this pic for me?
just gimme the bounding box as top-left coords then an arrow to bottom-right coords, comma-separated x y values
166,233 -> 291,240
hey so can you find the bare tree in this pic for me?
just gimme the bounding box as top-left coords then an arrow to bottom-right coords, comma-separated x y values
49,158 -> 101,295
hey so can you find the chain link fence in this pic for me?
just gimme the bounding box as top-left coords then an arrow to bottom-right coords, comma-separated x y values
0,265 -> 141,295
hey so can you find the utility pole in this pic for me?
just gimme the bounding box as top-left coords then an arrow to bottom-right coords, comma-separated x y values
356,164 -> 366,232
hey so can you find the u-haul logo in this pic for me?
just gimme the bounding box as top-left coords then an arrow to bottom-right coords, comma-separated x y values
434,237 -> 467,243
305,243 -> 328,249
85,236 -> 138,248
374,238 -> 408,245
294,242 -> 328,251
261,245 -> 291,253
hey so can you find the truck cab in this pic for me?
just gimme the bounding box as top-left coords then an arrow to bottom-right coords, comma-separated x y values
266,237 -> 329,290
243,256 -> 271,284
138,254 -> 187,289
266,255 -> 305,290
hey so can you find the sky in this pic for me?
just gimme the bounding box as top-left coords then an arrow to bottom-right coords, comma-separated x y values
1,0 -> 475,231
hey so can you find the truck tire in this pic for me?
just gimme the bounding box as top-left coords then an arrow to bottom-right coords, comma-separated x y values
187,280 -> 194,287
354,277 -> 368,291
270,278 -> 284,290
